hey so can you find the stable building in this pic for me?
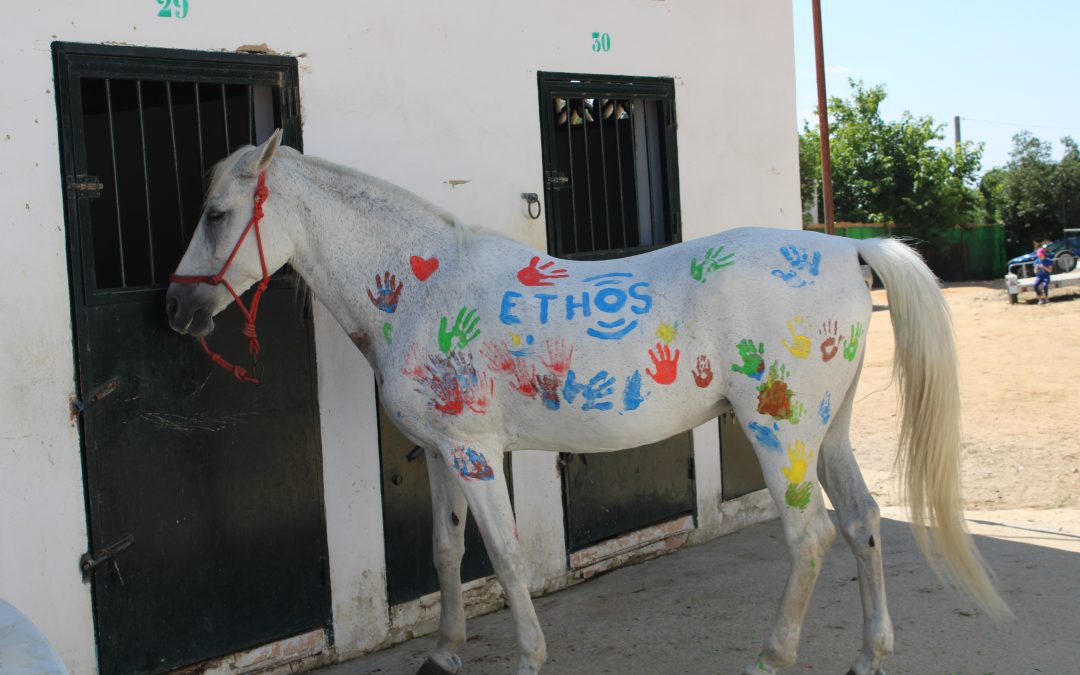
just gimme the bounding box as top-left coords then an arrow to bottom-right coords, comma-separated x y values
0,3 -> 802,673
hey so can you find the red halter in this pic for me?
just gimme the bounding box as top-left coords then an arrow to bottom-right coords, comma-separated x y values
170,171 -> 271,384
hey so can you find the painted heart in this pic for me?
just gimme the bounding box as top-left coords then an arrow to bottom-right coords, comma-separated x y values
410,255 -> 440,281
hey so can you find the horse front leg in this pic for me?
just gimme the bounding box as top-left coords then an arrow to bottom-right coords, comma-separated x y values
431,442 -> 546,675
417,449 -> 470,675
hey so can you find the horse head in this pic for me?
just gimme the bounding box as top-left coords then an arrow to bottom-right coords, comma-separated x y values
165,129 -> 292,337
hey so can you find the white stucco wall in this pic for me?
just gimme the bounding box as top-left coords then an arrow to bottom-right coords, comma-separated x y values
0,2 -> 799,672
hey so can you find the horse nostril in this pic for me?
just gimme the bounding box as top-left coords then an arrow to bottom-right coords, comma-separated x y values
166,296 -> 178,319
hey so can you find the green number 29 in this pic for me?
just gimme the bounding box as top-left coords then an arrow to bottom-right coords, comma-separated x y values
157,0 -> 189,19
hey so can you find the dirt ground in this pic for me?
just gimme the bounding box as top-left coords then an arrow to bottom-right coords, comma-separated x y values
318,281 -> 1080,675
852,282 -> 1080,522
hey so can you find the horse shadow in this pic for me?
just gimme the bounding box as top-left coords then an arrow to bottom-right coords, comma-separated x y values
322,513 -> 1080,674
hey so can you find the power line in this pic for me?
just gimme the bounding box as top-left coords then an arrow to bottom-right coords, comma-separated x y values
960,117 -> 1080,133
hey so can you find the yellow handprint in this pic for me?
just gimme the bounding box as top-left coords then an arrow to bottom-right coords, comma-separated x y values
782,316 -> 811,359
781,440 -> 810,484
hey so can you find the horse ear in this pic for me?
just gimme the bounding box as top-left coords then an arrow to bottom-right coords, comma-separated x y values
254,128 -> 283,174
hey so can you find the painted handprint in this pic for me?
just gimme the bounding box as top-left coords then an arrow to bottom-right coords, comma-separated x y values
646,342 -> 680,385
517,256 -> 569,287
540,337 -> 574,376
451,446 -> 495,481
692,355 -> 714,388
771,245 -> 821,288
623,370 -> 647,411
366,272 -> 404,314
563,369 -> 616,411
401,343 -> 426,379
731,339 -> 766,380
819,320 -> 840,362
690,246 -> 735,282
781,440 -> 810,484
782,316 -> 811,359
438,306 -> 481,354
534,374 -> 562,410
756,361 -> 793,420
411,351 -> 492,416
818,391 -> 832,424
656,321 -> 678,345
843,323 -> 863,361
785,481 -> 813,512
782,440 -> 813,511
481,341 -> 537,397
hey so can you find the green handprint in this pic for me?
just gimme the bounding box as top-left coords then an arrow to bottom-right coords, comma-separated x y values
842,322 -> 863,362
731,339 -> 766,380
787,399 -> 806,424
438,306 -> 481,354
690,246 -> 735,282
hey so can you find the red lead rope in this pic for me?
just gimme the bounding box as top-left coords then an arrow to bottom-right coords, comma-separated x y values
170,171 -> 271,384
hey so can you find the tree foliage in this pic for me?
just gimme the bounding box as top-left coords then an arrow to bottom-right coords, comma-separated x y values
980,131 -> 1080,256
800,81 -> 983,243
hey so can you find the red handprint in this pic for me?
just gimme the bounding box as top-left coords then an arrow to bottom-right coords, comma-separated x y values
646,342 -> 680,385
541,337 -> 574,376
462,371 -> 494,414
819,320 -> 840,362
692,355 -> 713,388
517,256 -> 569,287
534,374 -> 562,410
481,341 -> 538,398
366,272 -> 403,313
480,341 -> 515,374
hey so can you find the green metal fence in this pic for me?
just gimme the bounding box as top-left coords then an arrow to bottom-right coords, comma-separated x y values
804,223 -> 1006,281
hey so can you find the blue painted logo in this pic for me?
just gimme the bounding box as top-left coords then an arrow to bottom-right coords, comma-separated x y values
499,272 -> 652,341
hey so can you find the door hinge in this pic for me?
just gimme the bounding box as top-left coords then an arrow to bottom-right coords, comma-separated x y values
66,175 -> 104,199
80,534 -> 134,583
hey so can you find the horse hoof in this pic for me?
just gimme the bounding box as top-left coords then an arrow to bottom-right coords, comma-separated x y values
416,658 -> 458,675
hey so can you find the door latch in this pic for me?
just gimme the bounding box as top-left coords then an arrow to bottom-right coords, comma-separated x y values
80,534 -> 134,583
544,170 -> 569,190
66,175 -> 105,199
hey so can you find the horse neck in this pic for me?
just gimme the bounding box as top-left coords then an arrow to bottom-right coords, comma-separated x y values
278,155 -> 461,349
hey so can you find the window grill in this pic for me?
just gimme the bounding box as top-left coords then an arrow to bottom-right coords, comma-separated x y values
55,44 -> 300,298
538,73 -> 681,260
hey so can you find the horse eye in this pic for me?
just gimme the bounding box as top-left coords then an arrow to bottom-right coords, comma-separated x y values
205,210 -> 227,224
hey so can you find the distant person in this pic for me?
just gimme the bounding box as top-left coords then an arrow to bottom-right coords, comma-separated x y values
1034,247 -> 1052,304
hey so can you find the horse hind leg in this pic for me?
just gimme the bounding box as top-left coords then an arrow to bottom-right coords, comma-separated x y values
417,451 -> 470,675
734,404 -> 837,674
817,380 -> 893,675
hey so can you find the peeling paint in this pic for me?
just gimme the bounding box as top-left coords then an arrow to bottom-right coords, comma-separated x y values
235,43 -> 279,55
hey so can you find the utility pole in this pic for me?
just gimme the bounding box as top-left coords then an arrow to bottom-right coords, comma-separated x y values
954,115 -> 961,150
812,0 -> 835,235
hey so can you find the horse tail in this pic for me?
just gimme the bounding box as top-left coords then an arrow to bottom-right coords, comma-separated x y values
854,238 -> 1010,619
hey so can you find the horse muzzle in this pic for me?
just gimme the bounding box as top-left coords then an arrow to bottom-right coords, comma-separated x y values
165,284 -> 217,337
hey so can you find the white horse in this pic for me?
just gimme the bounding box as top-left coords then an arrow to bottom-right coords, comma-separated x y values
166,131 -> 1007,675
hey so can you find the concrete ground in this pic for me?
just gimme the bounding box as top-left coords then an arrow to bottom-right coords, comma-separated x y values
315,508 -> 1080,675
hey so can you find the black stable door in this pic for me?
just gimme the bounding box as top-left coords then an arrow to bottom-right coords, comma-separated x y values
54,43 -> 329,674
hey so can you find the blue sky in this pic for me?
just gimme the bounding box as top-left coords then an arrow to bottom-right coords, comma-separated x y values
792,1 -> 1080,172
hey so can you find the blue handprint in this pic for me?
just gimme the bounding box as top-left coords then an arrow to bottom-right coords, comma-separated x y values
563,369 -> 615,411
771,245 -> 822,288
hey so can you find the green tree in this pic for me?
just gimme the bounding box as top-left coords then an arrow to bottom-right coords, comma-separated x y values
989,131 -> 1080,255
799,80 -> 983,243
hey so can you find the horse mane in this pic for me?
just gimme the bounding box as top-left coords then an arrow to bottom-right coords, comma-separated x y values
208,144 -> 496,262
